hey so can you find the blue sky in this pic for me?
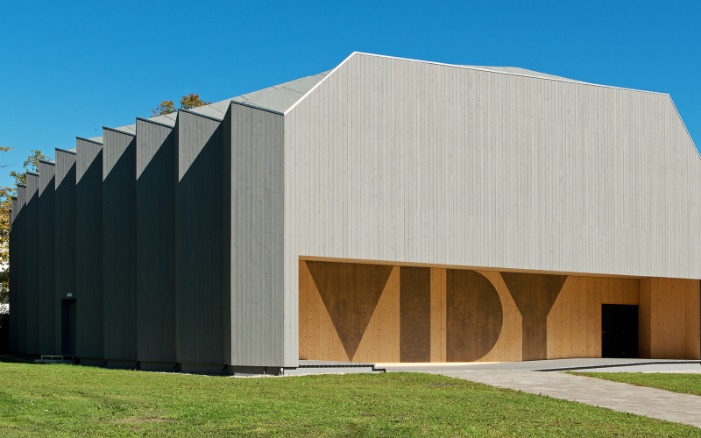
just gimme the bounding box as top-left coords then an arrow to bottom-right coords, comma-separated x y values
1,0 -> 699,188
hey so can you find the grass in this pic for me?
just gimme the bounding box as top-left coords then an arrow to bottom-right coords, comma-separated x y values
0,360 -> 699,437
576,372 -> 701,397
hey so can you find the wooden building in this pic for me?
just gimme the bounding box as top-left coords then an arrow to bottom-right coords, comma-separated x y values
8,53 -> 701,373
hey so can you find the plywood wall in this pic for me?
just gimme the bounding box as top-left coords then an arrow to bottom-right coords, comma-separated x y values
547,277 -> 639,359
299,259 -> 701,363
640,278 -> 700,359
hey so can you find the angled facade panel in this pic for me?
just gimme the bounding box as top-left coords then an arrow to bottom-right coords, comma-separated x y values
176,110 -> 230,367
76,138 -> 104,362
12,186 -> 27,354
135,118 -> 177,367
24,173 -> 40,355
8,196 -> 20,354
102,128 -> 137,365
38,161 -> 56,355
229,103 -> 285,367
55,149 -> 77,354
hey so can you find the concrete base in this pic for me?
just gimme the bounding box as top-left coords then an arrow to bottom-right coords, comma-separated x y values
179,363 -> 229,375
105,360 -> 139,370
225,366 -> 284,376
140,361 -> 178,372
78,357 -> 107,367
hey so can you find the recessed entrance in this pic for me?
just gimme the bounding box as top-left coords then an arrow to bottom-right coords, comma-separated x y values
602,304 -> 638,358
61,299 -> 77,356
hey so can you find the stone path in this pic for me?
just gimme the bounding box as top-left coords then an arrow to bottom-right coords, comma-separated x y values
382,362 -> 701,428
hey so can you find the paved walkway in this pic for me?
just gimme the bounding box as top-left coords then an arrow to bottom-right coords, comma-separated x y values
382,360 -> 701,428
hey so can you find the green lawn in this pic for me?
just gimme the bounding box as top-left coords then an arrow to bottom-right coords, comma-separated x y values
0,360 -> 699,437
577,372 -> 701,397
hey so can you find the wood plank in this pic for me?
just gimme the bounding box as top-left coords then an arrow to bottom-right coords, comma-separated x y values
400,267 -> 431,362
354,266 -> 401,362
430,268 -> 447,361
298,260 -> 347,361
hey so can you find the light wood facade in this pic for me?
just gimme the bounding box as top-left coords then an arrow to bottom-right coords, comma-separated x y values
300,259 -> 701,363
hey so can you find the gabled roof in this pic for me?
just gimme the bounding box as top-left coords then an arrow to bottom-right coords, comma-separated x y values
464,66 -> 580,83
231,71 -> 329,114
95,71 -> 330,139
91,52 -> 676,144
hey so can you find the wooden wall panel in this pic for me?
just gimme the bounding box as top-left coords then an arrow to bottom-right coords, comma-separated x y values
298,259 -> 698,363
477,271 -> 522,362
501,272 -> 567,360
429,268 -> 447,361
298,260 -> 347,361
644,278 -> 700,359
548,276 -> 639,359
639,278 -> 652,358
400,267 -> 431,362
354,267 -> 400,362
685,284 -> 700,359
307,261 -> 393,360
447,270 -> 503,362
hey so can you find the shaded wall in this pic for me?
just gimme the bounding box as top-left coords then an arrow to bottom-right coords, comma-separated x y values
38,162 -> 56,355
54,149 -> 77,353
8,194 -> 22,354
135,118 -> 176,367
176,110 -> 230,367
102,128 -> 137,364
76,138 -> 103,362
12,186 -> 27,354
24,174 -> 39,355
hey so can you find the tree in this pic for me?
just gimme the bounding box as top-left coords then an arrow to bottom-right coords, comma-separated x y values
179,93 -> 210,110
152,100 -> 176,116
152,93 -> 210,116
0,149 -> 48,303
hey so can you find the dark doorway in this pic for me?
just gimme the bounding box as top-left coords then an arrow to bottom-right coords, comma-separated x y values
61,299 -> 77,356
602,304 -> 638,358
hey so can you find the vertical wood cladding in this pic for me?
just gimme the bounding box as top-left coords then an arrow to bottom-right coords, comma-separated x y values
285,55 -> 701,363
639,278 -> 700,359
306,261 -> 393,360
300,259 -> 700,363
229,104 -> 283,367
176,111 -> 228,365
102,129 -> 137,362
135,119 -> 176,365
547,276 -> 639,359
429,268 -> 447,361
76,138 -> 103,360
501,272 -> 567,361
24,174 -> 40,355
54,149 -> 77,354
400,267 -> 431,362
38,162 -> 56,355
447,270 -> 503,362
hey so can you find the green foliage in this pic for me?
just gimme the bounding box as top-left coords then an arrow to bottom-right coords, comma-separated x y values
152,94 -> 210,116
152,100 -> 176,116
179,93 -> 210,110
0,362 -> 697,437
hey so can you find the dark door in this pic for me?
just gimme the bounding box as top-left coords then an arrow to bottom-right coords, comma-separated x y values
61,299 -> 77,356
602,304 -> 638,358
